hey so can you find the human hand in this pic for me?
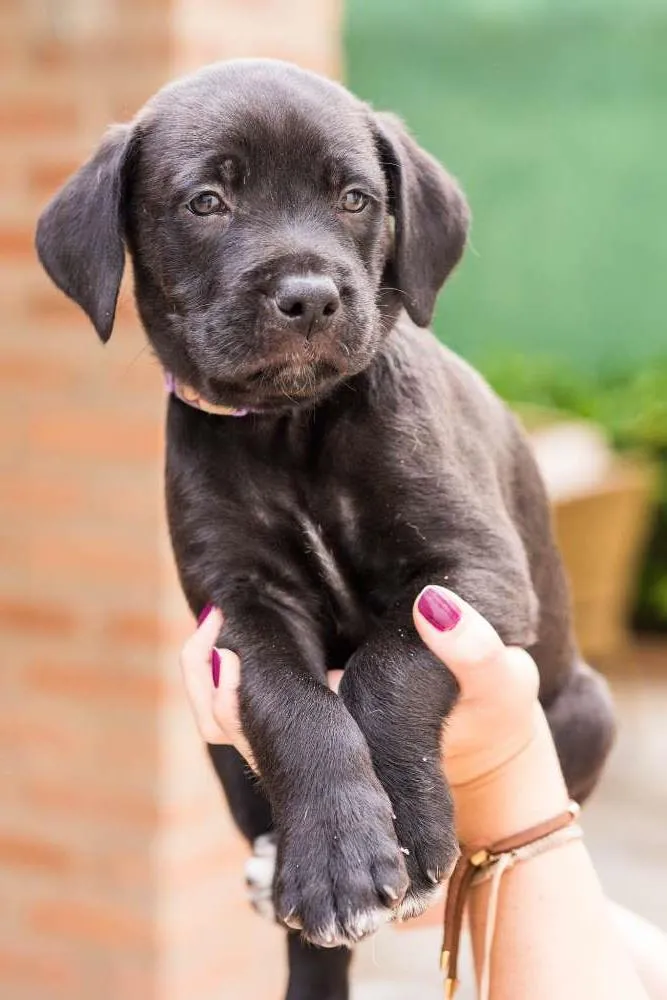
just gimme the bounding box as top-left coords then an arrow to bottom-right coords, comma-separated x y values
180,588 -> 550,825
179,606 -> 343,772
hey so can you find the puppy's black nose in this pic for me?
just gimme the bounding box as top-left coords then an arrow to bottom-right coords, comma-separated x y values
273,275 -> 340,332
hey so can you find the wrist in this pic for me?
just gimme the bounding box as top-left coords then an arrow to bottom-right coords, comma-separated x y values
452,705 -> 570,846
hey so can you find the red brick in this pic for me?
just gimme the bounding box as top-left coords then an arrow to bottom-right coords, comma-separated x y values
31,536 -> 159,588
27,158 -> 84,196
24,779 -> 159,829
0,948 -> 78,992
0,717 -> 79,758
0,226 -> 36,260
25,658 -> 169,705
103,610 -> 184,647
0,598 -> 78,638
0,833 -> 72,873
0,352 -> 86,391
27,39 -> 72,74
30,898 -> 154,949
85,34 -> 173,68
0,100 -> 79,137
0,710 -> 158,781
2,4 -> 339,998
0,471 -> 158,521
29,410 -> 162,463
0,474 -> 86,517
27,287 -> 93,325
107,964 -> 157,999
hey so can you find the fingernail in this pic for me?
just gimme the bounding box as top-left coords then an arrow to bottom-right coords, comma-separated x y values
197,604 -> 213,626
211,648 -> 221,688
417,587 -> 461,632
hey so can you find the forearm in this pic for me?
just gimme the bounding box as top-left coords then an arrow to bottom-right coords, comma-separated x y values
455,711 -> 649,1000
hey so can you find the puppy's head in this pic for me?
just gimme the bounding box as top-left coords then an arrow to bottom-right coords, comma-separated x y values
36,60 -> 469,412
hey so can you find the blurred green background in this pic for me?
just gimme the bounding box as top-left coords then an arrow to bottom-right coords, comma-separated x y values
346,0 -> 667,630
346,0 -> 666,371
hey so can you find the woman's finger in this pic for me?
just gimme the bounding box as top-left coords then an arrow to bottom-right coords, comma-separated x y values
180,608 -> 231,744
412,586 -> 538,703
181,606 -> 224,666
211,649 -> 258,769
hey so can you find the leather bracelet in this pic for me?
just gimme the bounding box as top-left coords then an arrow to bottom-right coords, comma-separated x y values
441,801 -> 582,999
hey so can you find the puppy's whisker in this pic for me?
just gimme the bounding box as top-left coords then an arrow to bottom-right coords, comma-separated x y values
378,286 -> 416,306
118,342 -> 152,382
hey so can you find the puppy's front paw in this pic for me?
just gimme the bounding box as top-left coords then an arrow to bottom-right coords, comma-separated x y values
392,766 -> 459,920
274,783 -> 409,948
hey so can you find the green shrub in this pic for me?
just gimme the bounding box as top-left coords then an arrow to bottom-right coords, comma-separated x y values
482,356 -> 667,631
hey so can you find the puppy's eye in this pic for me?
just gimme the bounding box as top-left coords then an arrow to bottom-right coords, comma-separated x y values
339,189 -> 369,214
188,191 -> 225,216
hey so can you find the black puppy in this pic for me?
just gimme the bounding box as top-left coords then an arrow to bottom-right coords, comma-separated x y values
36,60 -> 615,1000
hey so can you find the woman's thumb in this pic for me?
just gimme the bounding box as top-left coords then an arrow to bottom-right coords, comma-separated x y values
412,586 -> 507,698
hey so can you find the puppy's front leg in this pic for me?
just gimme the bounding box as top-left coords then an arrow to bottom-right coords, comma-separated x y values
339,561 -> 538,916
223,597 -> 409,948
339,593 -> 459,917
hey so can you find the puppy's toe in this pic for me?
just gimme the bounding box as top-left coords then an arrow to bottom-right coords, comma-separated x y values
304,906 -> 390,949
253,832 -> 278,858
343,905 -> 390,943
393,883 -> 443,922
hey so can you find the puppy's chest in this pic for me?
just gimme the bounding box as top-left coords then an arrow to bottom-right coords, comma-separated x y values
246,480 -> 429,639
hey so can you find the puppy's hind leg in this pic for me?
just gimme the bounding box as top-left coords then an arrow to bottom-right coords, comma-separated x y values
543,661 -> 617,804
207,745 -> 281,922
286,932 -> 352,1000
207,744 -> 272,841
209,747 -> 353,999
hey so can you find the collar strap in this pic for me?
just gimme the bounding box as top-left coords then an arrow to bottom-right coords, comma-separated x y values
165,373 -> 249,417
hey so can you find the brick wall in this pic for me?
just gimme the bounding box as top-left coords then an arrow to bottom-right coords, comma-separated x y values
0,3 -> 340,998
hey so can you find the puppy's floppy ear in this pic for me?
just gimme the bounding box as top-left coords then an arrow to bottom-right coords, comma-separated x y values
373,112 -> 470,328
35,124 -> 134,343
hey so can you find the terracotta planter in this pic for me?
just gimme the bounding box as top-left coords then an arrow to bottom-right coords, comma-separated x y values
551,456 -> 656,661
517,408 -> 657,662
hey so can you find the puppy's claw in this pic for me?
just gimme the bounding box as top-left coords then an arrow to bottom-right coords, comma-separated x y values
283,910 -> 303,931
393,884 -> 443,921
426,868 -> 440,885
380,884 -> 399,903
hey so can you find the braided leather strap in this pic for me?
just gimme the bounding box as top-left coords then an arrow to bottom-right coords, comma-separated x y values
441,801 -> 581,998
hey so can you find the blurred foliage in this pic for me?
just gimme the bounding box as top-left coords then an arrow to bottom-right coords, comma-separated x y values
483,354 -> 667,632
481,355 -> 667,451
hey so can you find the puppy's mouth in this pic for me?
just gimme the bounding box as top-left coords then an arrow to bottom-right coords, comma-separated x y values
204,353 -> 348,411
245,359 -> 341,396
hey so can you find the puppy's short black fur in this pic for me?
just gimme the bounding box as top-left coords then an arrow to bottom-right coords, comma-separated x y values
36,60 -> 615,1000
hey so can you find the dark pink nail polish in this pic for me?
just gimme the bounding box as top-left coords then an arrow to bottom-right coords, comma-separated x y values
211,648 -> 221,688
417,587 -> 461,632
197,604 -> 213,626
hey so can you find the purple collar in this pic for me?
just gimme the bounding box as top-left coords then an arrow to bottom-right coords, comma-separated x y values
165,372 -> 250,417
